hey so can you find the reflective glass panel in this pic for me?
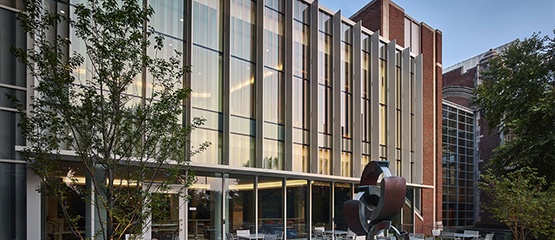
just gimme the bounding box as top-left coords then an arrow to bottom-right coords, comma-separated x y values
258,177 -> 283,235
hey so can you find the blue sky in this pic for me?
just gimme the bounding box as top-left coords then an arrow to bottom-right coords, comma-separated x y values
319,0 -> 555,68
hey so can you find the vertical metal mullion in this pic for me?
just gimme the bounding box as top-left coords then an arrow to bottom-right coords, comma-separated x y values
352,22 -> 362,178
222,174 -> 228,239
401,48 -> 411,180
308,180 -> 313,238
370,31 -> 380,162
255,0 -> 265,168
282,178 -> 287,238
309,0 -> 319,174
284,0 -> 293,171
222,0 -> 231,167
330,182 -> 335,230
183,0 -> 193,159
183,1 -> 193,237
254,176 -> 259,234
331,11 -> 341,176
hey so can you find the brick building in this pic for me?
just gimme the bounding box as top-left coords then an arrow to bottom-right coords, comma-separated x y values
350,0 -> 443,234
442,42 -> 513,229
0,0 -> 444,238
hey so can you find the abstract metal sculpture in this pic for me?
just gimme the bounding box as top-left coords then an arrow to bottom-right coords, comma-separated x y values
344,161 -> 409,240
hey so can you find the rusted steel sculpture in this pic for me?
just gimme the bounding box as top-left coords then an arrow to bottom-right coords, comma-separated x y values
344,161 -> 409,240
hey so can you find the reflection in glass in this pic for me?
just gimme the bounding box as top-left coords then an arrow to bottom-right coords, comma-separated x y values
318,148 -> 330,175
311,181 -> 331,229
225,174 -> 255,235
286,179 -> 308,239
192,46 -> 222,112
263,68 -> 284,124
318,33 -> 332,86
263,139 -> 283,170
230,58 -> 255,118
231,0 -> 256,60
192,0 -> 221,50
146,35 -> 184,98
334,183 -> 352,231
340,152 -> 351,177
263,7 -> 283,71
292,144 -> 308,173
229,133 -> 255,168
189,173 -> 224,240
258,177 -> 283,236
190,128 -> 221,165
152,193 -> 180,240
150,0 -> 184,38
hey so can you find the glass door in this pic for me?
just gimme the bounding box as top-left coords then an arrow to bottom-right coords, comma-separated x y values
188,173 -> 224,240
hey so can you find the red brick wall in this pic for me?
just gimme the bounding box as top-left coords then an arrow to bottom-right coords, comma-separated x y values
443,67 -> 476,90
418,23 -> 436,235
436,31 -> 442,65
389,4 -> 405,47
434,32 -> 443,228
435,63 -> 443,227
350,0 -> 382,34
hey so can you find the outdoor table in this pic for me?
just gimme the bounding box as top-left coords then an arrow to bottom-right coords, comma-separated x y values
237,234 -> 266,240
324,230 -> 348,235
454,233 -> 479,240
324,230 -> 349,239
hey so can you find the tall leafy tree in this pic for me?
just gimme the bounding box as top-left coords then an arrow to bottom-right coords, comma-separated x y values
11,0 -> 208,239
480,168 -> 555,240
473,31 -> 555,183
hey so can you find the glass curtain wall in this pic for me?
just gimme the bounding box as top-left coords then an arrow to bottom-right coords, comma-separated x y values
442,104 -> 475,228
0,5 -> 26,238
317,12 -> 333,175
286,179 -> 308,239
292,0 -> 310,173
230,0 -> 256,168
263,0 -> 285,170
340,22 -> 353,177
361,33 -> 371,169
191,0 -> 223,165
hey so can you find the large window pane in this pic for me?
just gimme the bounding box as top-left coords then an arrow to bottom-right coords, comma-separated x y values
333,183 -> 352,231
226,174 -> 255,234
0,163 -> 25,239
258,177 -> 283,236
311,181 -> 331,229
230,58 -> 255,118
150,0 -> 184,38
190,128 -> 222,165
286,179 -> 308,239
230,0 -> 256,60
0,8 -> 26,87
229,133 -> 255,168
192,46 -> 222,112
189,172 -> 224,240
263,69 -> 284,124
263,7 -> 283,71
192,0 -> 221,50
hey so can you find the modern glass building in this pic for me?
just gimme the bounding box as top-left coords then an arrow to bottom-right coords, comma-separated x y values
0,0 -> 436,239
441,101 -> 476,229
